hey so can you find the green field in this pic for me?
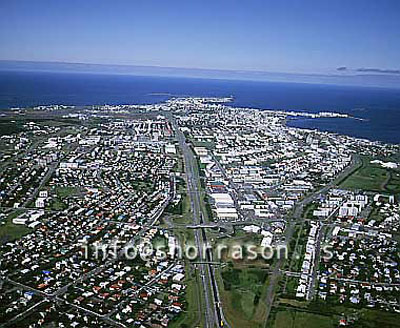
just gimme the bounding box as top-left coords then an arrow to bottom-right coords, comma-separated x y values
355,309 -> 400,328
0,210 -> 31,243
273,310 -> 335,328
169,268 -> 203,328
0,121 -> 24,136
271,302 -> 400,328
385,170 -> 400,194
48,186 -> 81,210
169,229 -> 203,328
340,156 -> 400,193
219,266 -> 269,327
55,186 -> 80,199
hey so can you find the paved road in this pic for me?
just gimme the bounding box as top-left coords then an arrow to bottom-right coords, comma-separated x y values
263,154 -> 362,325
170,113 -> 226,328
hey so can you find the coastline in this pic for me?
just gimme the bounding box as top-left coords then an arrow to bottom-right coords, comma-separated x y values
0,70 -> 399,144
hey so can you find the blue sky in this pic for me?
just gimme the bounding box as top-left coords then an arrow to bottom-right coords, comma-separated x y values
0,0 -> 399,75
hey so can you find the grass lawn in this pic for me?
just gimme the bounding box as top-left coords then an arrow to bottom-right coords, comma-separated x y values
169,229 -> 203,328
273,309 -> 335,328
277,298 -> 308,308
219,266 -> 269,327
340,156 -> 397,192
47,186 -> 81,210
355,309 -> 400,328
274,301 -> 400,328
168,192 -> 192,224
385,170 -> 400,194
303,202 -> 318,220
169,268 -> 202,328
0,121 -> 24,136
55,186 -> 80,199
0,210 -> 31,243
50,198 -> 67,210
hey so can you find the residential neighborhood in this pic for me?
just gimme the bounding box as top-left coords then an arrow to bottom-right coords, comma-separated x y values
0,97 -> 399,327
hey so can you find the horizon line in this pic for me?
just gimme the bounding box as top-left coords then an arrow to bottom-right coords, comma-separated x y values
0,59 -> 400,90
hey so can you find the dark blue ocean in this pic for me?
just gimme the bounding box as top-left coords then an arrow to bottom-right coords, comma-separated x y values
1,70 -> 400,144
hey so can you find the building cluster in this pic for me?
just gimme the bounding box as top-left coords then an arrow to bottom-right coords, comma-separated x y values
242,222 -> 284,248
176,101 -> 357,223
62,229 -> 187,327
296,222 -> 321,299
1,97 -> 400,325
306,191 -> 399,312
319,227 -> 399,312
0,115 -> 187,326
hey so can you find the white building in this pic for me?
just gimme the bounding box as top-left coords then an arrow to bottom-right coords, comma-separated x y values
165,144 -> 176,154
35,198 -> 45,208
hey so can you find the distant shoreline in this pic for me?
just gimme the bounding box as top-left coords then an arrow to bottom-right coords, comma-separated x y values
0,70 -> 399,144
1,60 -> 400,89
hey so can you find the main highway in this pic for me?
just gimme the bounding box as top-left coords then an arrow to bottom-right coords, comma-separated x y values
169,113 -> 226,328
